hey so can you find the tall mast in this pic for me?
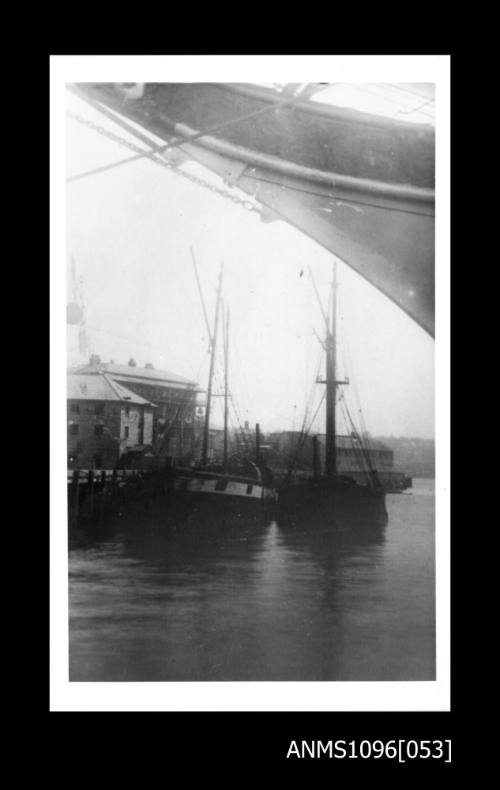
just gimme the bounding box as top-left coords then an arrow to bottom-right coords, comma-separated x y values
325,260 -> 338,478
222,302 -> 230,472
202,264 -> 224,467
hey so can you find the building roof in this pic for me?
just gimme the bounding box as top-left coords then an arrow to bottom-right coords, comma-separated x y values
73,361 -> 197,389
67,372 -> 156,406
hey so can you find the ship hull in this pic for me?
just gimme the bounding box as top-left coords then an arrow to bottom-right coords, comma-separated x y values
162,468 -> 277,530
276,477 -> 388,528
71,82 -> 435,336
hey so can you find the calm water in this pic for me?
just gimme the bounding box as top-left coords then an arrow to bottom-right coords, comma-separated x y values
68,478 -> 435,681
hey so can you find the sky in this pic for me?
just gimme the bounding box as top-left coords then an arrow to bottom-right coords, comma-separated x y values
65,83 -> 435,439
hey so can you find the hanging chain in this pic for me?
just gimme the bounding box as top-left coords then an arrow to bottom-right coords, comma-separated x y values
67,110 -> 263,215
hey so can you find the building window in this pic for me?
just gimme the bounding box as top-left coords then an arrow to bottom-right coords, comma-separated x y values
93,454 -> 103,469
69,423 -> 79,435
124,426 -> 130,439
125,406 -> 130,417
94,403 -> 105,416
70,403 -> 80,414
94,424 -> 104,436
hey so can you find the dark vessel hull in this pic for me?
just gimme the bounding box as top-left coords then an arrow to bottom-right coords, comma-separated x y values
162,468 -> 277,530
276,476 -> 388,528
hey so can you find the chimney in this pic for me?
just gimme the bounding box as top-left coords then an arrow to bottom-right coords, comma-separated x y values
128,358 -> 137,367
145,362 -> 154,369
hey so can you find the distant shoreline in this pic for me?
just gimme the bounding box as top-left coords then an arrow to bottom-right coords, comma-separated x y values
374,436 -> 435,480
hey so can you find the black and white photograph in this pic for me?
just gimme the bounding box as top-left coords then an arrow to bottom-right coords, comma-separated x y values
50,55 -> 449,712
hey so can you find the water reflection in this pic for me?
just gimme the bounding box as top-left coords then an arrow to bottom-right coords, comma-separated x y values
69,481 -> 435,682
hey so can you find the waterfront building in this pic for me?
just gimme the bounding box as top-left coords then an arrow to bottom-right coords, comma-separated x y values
72,356 -> 200,461
67,371 -> 156,469
268,431 -> 407,488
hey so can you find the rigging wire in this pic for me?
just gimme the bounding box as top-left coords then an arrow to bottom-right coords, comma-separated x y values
334,282 -> 375,484
223,318 -> 258,446
84,323 -> 176,360
288,390 -> 326,472
345,83 -> 435,119
190,246 -> 212,345
66,87 -> 313,183
230,394 -> 254,455
394,100 -> 435,118
67,107 -> 434,234
287,268 -> 330,466
220,313 -> 254,457
292,335 -> 324,456
338,397 -> 369,483
338,301 -> 367,438
339,392 -> 374,485
381,83 -> 435,103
